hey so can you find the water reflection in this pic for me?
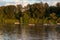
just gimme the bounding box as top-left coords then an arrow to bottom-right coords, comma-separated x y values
0,24 -> 60,40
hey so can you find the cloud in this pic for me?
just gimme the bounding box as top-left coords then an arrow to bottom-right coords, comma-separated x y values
3,0 -> 22,2
0,0 -> 59,6
0,0 -> 3,2
43,0 -> 60,6
5,2 -> 16,6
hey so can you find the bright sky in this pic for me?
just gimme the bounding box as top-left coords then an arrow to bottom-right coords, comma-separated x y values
0,0 -> 60,6
3,0 -> 20,2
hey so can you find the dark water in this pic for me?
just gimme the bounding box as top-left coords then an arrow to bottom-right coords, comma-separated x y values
0,24 -> 60,40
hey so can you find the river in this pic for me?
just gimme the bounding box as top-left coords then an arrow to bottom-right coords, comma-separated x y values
0,24 -> 60,40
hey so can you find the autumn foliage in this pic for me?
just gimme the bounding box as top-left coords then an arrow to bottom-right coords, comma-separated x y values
0,2 -> 60,24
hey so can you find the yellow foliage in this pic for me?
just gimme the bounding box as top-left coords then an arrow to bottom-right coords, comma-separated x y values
57,18 -> 60,23
29,18 -> 35,24
4,19 -> 17,24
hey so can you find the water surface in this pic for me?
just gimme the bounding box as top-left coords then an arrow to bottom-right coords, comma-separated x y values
0,24 -> 60,40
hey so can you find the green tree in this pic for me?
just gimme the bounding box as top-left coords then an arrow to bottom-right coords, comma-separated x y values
4,5 -> 16,19
0,6 -> 5,24
57,18 -> 60,23
49,13 -> 57,24
26,2 -> 46,24
15,5 -> 23,22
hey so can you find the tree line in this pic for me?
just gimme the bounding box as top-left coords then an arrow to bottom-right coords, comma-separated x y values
0,2 -> 60,24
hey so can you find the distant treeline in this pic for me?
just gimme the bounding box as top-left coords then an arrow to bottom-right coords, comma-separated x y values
0,2 -> 60,24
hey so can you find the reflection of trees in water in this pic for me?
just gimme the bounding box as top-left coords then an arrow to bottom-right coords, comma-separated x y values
0,24 -> 21,34
0,24 -> 59,40
2,24 -> 15,34
0,24 -> 56,34
50,25 -> 56,32
56,25 -> 60,33
27,24 -> 57,40
0,24 -> 22,40
28,24 -> 44,38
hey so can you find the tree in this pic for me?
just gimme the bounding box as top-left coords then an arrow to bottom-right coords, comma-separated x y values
4,5 -> 16,19
57,18 -> 60,23
56,2 -> 60,7
56,3 -> 60,17
49,13 -> 57,24
26,2 -> 47,24
15,5 -> 23,21
0,6 -> 5,24
44,3 -> 49,17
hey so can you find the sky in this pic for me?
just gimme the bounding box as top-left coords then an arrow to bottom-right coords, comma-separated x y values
0,0 -> 60,6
